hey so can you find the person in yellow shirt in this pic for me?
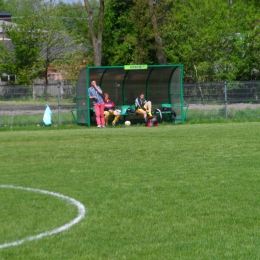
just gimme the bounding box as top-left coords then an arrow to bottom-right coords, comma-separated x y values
104,93 -> 120,126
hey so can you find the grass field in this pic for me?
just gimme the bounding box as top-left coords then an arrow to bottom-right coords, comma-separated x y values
0,123 -> 259,259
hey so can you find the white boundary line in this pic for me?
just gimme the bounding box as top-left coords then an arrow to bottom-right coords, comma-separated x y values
0,185 -> 86,250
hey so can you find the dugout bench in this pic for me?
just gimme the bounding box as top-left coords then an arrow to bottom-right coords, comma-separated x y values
71,103 -> 189,125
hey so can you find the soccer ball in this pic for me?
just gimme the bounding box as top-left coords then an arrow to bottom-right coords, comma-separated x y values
125,121 -> 131,126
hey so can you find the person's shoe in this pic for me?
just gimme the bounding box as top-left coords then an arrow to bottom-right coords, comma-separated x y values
105,123 -> 108,126
102,125 -> 106,128
112,121 -> 116,126
97,125 -> 101,128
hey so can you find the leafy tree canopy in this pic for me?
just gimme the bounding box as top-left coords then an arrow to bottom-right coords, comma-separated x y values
1,0 -> 260,82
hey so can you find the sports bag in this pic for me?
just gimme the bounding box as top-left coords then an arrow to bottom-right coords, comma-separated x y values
156,107 -> 177,117
126,107 -> 138,115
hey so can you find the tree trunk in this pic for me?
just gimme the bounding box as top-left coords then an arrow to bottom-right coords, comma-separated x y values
148,0 -> 167,64
84,0 -> 104,66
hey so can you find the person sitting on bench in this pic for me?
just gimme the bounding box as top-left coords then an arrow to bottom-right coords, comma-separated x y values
104,93 -> 120,126
135,93 -> 152,122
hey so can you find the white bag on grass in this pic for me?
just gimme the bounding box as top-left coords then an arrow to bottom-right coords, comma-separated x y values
43,105 -> 52,126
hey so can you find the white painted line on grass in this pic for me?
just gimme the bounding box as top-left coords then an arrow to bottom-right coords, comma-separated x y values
0,185 -> 86,250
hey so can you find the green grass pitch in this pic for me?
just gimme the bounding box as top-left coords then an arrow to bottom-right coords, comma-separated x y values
0,123 -> 259,259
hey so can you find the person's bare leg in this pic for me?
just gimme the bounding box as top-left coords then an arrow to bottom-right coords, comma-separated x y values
146,101 -> 152,116
141,110 -> 147,121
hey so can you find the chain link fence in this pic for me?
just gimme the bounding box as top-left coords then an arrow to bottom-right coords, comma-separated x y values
0,84 -> 76,127
184,81 -> 260,121
0,81 -> 260,127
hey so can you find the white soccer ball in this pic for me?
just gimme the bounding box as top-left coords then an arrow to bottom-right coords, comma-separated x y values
125,121 -> 131,126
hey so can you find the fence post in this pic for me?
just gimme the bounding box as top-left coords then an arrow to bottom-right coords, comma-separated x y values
58,83 -> 61,124
224,81 -> 228,118
33,85 -> 35,99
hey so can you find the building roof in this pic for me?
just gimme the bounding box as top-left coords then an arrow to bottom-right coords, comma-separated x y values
0,12 -> 12,23
0,11 -> 11,17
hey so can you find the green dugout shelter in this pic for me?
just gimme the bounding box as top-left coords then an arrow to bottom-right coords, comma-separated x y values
72,64 -> 186,126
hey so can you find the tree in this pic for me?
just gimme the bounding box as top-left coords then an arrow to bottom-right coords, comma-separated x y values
37,1 -> 72,87
161,0 -> 260,81
3,0 -> 260,83
84,0 -> 104,66
148,0 -> 167,64
58,2 -> 86,33
1,1 -> 47,84
1,0 -> 87,85
2,10 -> 42,85
58,2 -> 93,64
102,0 -> 137,65
0,0 -> 4,10
130,0 -> 157,64
102,0 -> 158,65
